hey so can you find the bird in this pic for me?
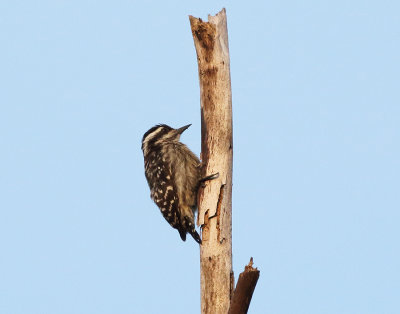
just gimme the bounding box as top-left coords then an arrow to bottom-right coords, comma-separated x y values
141,124 -> 217,244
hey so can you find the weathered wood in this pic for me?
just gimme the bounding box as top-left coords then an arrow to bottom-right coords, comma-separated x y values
228,258 -> 260,314
189,8 -> 233,314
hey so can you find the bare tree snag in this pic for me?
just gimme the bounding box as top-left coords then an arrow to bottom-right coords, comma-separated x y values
228,258 -> 260,314
189,8 -> 233,314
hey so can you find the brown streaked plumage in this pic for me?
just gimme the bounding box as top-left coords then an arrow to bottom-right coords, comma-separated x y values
142,124 -> 202,244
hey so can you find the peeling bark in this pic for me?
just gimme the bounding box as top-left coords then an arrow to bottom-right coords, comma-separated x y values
216,184 -> 225,242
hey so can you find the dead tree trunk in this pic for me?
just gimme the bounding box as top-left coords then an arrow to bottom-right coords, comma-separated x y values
189,8 -> 233,314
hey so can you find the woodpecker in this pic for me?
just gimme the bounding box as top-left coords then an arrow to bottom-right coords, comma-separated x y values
142,124 -> 217,244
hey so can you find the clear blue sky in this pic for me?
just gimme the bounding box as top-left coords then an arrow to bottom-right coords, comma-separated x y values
1,1 -> 399,313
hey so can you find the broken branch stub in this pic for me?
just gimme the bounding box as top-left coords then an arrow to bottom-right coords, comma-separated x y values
228,258 -> 260,314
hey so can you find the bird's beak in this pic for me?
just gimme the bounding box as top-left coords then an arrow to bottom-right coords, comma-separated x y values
177,124 -> 192,134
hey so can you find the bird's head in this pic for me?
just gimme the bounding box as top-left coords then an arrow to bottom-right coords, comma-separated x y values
142,124 -> 191,153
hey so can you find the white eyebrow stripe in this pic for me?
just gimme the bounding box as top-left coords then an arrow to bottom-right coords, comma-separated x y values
143,127 -> 162,144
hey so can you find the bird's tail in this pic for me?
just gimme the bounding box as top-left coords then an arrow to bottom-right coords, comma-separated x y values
189,229 -> 202,244
183,216 -> 202,244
